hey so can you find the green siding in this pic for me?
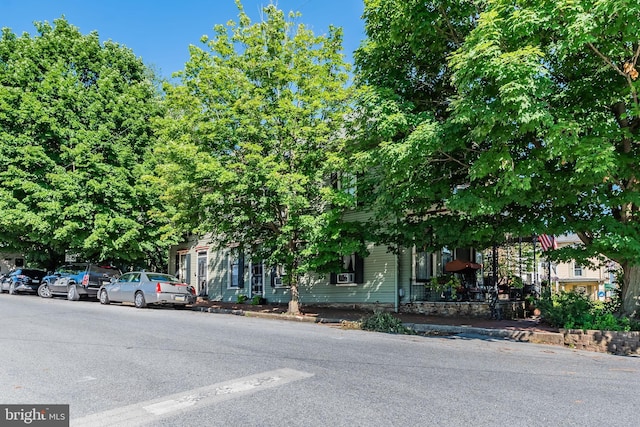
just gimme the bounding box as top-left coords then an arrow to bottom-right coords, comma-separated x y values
169,235 -> 402,305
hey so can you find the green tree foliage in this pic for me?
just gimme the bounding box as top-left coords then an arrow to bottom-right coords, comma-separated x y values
154,2 -> 360,314
449,0 -> 640,317
0,18 -> 168,270
353,0 -> 503,253
356,0 -> 640,317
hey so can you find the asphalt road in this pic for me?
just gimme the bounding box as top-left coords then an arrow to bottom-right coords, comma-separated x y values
1,293 -> 638,427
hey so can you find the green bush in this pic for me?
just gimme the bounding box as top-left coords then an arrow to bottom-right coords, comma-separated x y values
236,294 -> 248,304
359,312 -> 415,334
250,295 -> 265,305
537,290 -> 640,331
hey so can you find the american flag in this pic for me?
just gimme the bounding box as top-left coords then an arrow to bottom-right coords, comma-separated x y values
538,234 -> 557,251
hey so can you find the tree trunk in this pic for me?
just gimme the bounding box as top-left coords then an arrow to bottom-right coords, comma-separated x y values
621,263 -> 640,319
288,281 -> 300,315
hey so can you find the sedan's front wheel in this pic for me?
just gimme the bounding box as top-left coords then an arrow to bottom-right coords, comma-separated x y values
99,289 -> 110,305
134,292 -> 146,308
38,283 -> 52,298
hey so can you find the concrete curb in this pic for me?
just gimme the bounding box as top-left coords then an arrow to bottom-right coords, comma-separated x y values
407,323 -> 565,345
192,306 -> 565,346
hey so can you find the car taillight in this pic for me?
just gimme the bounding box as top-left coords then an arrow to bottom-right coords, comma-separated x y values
188,286 -> 196,295
81,274 -> 89,286
156,283 -> 162,292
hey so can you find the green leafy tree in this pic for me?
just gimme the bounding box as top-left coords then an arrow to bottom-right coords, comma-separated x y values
155,2 -> 360,314
353,0 -> 500,252
448,0 -> 640,317
356,0 -> 640,317
0,18 -> 168,270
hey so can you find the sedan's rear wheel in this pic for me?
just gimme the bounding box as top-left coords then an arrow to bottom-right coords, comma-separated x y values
99,289 -> 110,305
38,283 -> 52,298
67,284 -> 80,301
134,291 -> 146,308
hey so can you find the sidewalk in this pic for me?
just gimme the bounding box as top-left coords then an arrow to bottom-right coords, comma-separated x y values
191,301 -> 565,346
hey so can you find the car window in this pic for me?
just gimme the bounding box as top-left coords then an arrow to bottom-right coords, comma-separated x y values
146,273 -> 180,283
22,269 -> 45,277
91,266 -> 120,277
58,265 -> 86,274
130,273 -> 141,283
118,273 -> 133,283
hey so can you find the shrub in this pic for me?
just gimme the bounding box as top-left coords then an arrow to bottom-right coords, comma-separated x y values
537,290 -> 640,331
359,312 -> 415,334
250,295 -> 265,305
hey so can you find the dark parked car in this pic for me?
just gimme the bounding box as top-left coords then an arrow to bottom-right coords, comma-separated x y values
1,269 -> 47,294
44,263 -> 121,301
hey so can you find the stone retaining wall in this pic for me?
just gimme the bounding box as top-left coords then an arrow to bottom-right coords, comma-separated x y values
561,329 -> 640,356
400,301 -> 526,319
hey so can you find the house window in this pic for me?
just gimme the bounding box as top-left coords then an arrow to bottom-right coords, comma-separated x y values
415,251 -> 432,282
178,253 -> 191,284
228,252 -> 245,289
455,248 -> 472,263
330,253 -> 364,286
441,248 -> 453,275
574,263 -> 583,277
251,263 -> 263,296
331,172 -> 358,206
270,265 -> 288,288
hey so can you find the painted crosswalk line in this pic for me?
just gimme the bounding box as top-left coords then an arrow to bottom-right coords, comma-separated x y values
72,368 -> 314,426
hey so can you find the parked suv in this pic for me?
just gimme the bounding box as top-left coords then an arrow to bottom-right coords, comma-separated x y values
38,264 -> 90,298
1,268 -> 47,294
47,264 -> 121,301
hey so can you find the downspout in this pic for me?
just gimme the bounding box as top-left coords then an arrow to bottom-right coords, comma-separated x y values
394,251 -> 400,313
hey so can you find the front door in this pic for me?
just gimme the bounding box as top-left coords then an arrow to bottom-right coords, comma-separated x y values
197,252 -> 208,297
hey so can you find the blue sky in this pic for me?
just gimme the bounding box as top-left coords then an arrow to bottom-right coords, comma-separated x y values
2,0 -> 365,79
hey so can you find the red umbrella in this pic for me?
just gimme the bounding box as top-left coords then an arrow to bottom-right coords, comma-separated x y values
445,259 -> 482,273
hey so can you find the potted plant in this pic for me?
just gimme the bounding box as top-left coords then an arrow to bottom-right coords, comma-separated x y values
426,275 -> 461,301
525,294 -> 541,316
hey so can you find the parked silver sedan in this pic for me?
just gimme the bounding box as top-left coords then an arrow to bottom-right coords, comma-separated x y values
98,271 -> 196,309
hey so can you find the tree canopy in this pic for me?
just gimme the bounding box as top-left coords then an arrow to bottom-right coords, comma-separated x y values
154,2 -> 361,313
355,0 -> 640,316
0,18 -> 168,270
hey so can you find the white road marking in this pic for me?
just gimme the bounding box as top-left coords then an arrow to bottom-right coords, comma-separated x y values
77,376 -> 97,383
72,368 -> 313,426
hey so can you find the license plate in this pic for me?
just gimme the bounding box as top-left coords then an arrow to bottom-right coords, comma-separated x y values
175,295 -> 185,302
33,280 -> 40,283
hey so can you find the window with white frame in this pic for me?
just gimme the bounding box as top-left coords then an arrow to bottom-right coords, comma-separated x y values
415,251 -> 432,282
574,263 -> 583,277
178,253 -> 190,284
270,264 -> 288,288
330,253 -> 364,285
441,247 -> 453,274
228,252 -> 244,289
